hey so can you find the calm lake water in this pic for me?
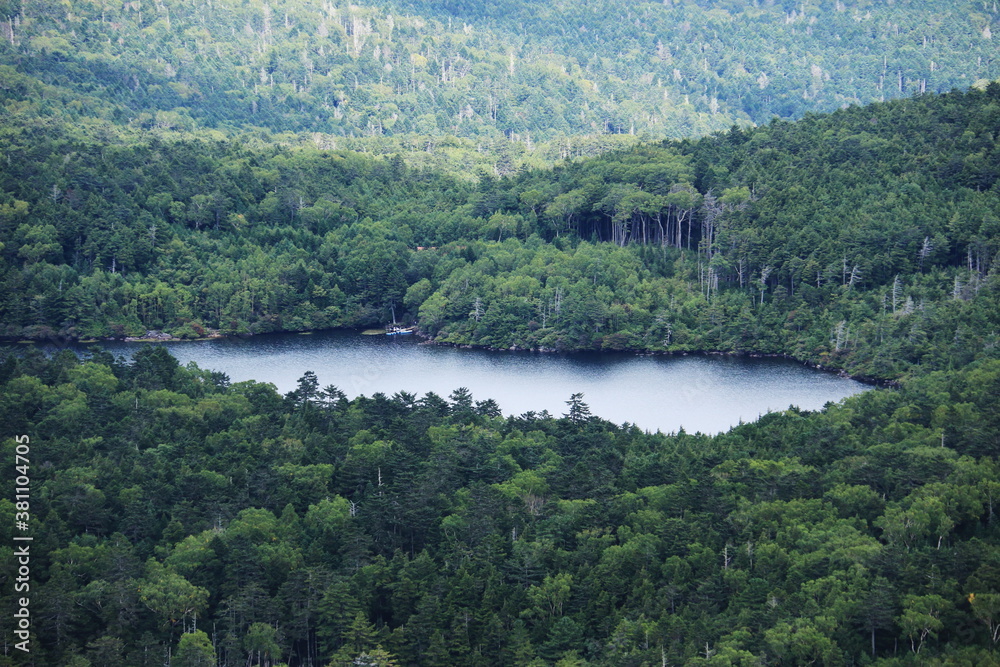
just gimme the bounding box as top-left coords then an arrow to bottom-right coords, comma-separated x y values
89,330 -> 868,434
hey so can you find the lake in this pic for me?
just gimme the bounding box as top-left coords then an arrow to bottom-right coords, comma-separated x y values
89,330 -> 869,434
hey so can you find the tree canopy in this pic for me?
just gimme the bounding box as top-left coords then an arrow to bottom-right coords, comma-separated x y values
2,345 -> 1000,665
3,2 -> 1000,663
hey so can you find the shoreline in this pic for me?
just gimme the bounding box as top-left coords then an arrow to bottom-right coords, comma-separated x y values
4,325 -> 896,388
419,334 -> 895,388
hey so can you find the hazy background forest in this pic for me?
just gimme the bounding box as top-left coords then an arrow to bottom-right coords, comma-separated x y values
2,0 -> 999,170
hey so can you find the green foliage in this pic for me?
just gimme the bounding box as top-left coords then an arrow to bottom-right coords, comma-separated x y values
175,631 -> 217,667
4,350 -> 1000,664
2,0 -> 997,153
2,8 -> 1000,663
5,86 -> 998,384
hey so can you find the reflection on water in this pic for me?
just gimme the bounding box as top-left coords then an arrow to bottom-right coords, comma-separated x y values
86,330 -> 868,434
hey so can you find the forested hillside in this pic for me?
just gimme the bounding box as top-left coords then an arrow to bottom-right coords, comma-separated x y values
1,0 -> 998,167
2,84 -> 999,379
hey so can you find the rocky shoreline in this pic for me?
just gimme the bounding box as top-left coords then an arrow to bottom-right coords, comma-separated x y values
118,329 -> 225,343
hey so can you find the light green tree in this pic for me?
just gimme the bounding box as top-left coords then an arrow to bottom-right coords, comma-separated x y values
175,630 -> 217,667
244,623 -> 281,667
898,594 -> 950,654
137,559 -> 209,632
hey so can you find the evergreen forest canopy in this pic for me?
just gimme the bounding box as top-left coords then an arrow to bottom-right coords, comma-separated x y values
2,0 -> 1000,664
2,84 -> 999,380
1,346 -> 1000,666
1,83 -> 1000,664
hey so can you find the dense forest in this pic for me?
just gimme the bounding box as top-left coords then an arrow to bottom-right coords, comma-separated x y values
2,347 -> 1000,666
1,83 -> 1000,664
1,0 -> 999,168
3,0 -> 1000,664
2,84 -> 999,379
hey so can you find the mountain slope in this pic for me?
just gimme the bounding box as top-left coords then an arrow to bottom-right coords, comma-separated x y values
1,0 -> 997,148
